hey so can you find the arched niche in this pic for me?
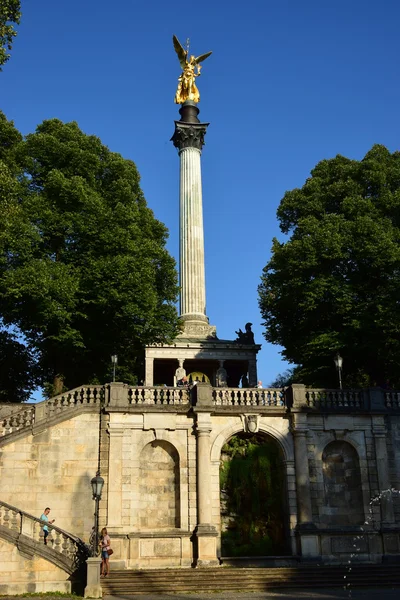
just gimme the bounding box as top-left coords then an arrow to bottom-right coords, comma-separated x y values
321,440 -> 364,526
139,440 -> 180,529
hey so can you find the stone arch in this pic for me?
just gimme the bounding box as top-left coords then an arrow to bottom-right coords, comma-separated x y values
212,420 -> 294,557
211,420 -> 293,463
136,430 -> 187,469
313,431 -> 367,463
139,440 -> 180,529
320,440 -> 364,526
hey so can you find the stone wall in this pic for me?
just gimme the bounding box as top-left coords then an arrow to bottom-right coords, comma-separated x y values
0,413 -> 100,543
0,538 -> 71,594
0,383 -> 399,579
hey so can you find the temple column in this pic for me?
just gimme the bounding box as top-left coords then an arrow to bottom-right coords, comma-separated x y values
145,357 -> 153,386
248,356 -> 257,387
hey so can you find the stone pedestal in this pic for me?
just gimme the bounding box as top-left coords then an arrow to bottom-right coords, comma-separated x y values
194,524 -> 219,567
84,557 -> 102,598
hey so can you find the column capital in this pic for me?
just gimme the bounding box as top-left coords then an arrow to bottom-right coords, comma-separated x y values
171,121 -> 209,152
107,424 -> 125,437
196,427 -> 212,437
292,428 -> 308,438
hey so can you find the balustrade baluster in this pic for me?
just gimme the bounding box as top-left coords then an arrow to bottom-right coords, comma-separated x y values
89,387 -> 95,405
34,520 -> 41,542
10,510 -> 18,531
54,530 -> 62,552
61,534 -> 69,556
3,417 -> 11,435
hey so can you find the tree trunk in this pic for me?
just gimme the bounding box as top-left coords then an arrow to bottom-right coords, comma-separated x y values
53,374 -> 64,396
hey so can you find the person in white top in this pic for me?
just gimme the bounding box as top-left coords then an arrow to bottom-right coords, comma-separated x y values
100,527 -> 111,577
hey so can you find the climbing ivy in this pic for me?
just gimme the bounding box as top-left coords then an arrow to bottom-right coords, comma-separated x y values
220,433 -> 286,556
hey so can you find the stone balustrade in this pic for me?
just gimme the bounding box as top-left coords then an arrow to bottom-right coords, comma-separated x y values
128,386 -> 190,405
385,390 -> 400,409
1,384 -> 400,446
0,500 -> 89,574
42,385 -> 104,417
212,387 -> 285,407
305,388 -> 363,409
0,405 -> 35,437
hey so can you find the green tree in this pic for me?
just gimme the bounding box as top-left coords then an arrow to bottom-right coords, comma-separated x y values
0,112 -> 180,398
269,368 -> 296,388
0,327 -> 38,402
259,145 -> 400,389
220,434 -> 286,556
0,0 -> 21,70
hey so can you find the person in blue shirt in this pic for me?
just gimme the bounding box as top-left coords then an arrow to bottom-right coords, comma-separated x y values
40,507 -> 55,545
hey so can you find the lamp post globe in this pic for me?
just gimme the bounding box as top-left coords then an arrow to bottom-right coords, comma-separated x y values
111,354 -> 118,383
333,353 -> 343,390
91,474 -> 104,500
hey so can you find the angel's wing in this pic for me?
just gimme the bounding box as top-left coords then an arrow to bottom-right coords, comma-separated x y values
173,35 -> 187,69
195,51 -> 212,65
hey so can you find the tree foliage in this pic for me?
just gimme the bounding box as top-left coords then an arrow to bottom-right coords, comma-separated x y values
220,434 -> 286,556
0,327 -> 38,402
0,112 -> 180,399
269,368 -> 296,388
0,0 -> 21,69
259,145 -> 400,388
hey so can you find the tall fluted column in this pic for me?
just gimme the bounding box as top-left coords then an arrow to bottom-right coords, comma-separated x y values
172,102 -> 216,338
179,146 -> 207,321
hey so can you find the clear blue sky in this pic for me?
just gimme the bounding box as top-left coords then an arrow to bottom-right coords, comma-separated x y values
2,0 -> 399,392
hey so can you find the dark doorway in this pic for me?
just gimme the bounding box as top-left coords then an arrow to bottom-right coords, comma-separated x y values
220,432 -> 288,556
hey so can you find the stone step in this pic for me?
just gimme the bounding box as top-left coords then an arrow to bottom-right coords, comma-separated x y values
101,565 -> 400,594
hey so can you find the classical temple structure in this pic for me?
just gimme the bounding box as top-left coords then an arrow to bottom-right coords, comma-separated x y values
0,40 -> 400,596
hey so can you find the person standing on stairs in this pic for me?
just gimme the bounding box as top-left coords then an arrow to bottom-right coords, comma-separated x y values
40,507 -> 55,545
100,527 -> 111,577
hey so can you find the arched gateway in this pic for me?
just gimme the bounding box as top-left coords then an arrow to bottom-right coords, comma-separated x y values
210,420 -> 297,560
219,432 -> 289,557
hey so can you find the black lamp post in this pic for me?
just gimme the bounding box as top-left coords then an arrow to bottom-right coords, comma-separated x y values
90,473 -> 104,556
111,354 -> 118,383
333,353 -> 343,390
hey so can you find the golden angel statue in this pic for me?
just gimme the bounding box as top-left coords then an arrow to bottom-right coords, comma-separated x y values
173,35 -> 212,104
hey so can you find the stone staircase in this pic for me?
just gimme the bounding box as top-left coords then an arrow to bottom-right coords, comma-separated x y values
101,564 -> 400,595
0,499 -> 89,575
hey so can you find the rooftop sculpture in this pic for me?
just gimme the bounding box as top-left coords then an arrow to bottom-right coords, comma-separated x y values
173,35 -> 212,104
